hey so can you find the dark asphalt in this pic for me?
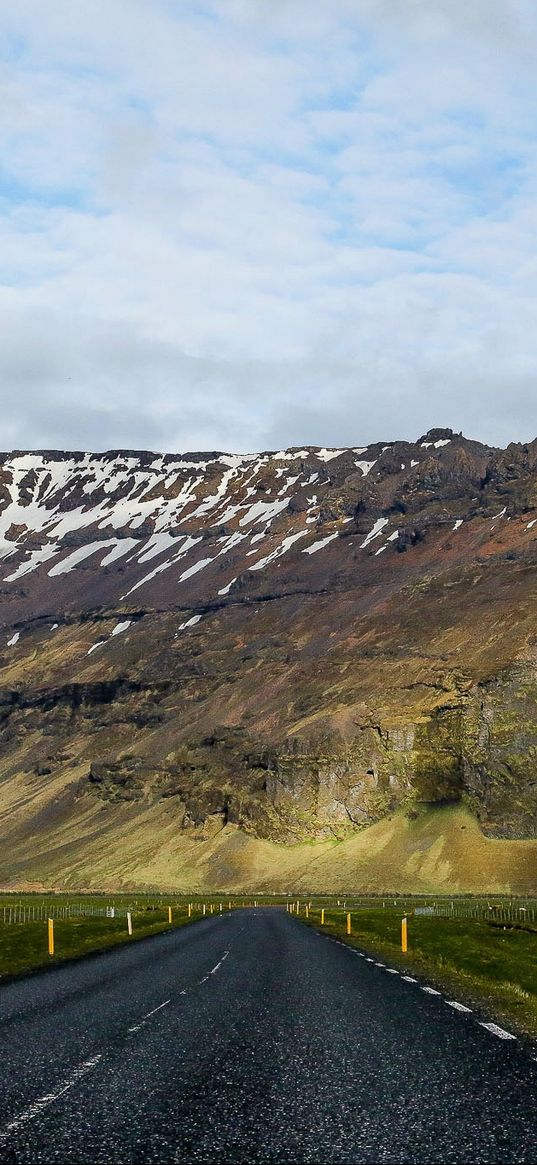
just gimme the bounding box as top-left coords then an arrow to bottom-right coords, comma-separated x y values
0,909 -> 535,1164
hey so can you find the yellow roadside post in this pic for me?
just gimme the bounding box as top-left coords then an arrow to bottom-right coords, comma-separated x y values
296,900 -> 299,913
228,901 -> 232,910
203,904 -> 206,916
401,916 -> 408,953
127,911 -> 133,936
168,906 -> 172,924
48,918 -> 54,957
210,904 -> 213,914
305,904 -> 309,918
219,903 -> 222,912
188,903 -> 192,918
346,912 -> 352,936
321,908 -> 325,925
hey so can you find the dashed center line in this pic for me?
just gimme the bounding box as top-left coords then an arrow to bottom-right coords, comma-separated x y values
402,976 -> 417,983
447,1001 -> 473,1014
3,943 -> 232,1140
0,1055 -> 102,1139
143,1000 -> 171,1019
421,987 -> 442,995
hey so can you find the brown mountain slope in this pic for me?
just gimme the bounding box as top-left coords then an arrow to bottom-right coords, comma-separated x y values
0,428 -> 536,891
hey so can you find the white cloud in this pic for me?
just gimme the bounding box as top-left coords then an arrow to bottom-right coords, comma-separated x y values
0,1 -> 536,453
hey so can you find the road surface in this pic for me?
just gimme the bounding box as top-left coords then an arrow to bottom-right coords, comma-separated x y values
0,908 -> 535,1163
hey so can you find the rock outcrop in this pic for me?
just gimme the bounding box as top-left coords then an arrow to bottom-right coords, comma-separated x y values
0,429 -> 536,888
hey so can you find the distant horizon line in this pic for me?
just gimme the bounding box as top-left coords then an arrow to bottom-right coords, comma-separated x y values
2,427 -> 531,460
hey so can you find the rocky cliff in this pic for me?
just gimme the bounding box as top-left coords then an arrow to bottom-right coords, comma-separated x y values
1,428 -> 536,890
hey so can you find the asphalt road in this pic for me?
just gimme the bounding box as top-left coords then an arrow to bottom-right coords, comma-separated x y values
0,909 -> 535,1164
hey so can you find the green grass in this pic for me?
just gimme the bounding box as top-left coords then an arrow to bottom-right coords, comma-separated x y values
0,896 -> 261,978
302,908 -> 537,1037
2,891 -> 537,1038
0,908 -> 197,979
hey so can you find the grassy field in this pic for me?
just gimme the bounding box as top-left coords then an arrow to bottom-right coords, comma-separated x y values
302,906 -> 537,1037
0,899 -> 216,979
2,890 -> 537,1039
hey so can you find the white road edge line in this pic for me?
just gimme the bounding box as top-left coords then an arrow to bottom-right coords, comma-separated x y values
421,987 -> 442,995
210,962 -> 222,974
446,1001 -> 473,1013
402,975 -> 417,982
479,1022 -> 516,1040
143,1000 -> 171,1019
0,1055 -> 102,1138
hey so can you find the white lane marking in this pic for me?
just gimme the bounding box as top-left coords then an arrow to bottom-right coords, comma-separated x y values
128,1024 -> 142,1033
366,958 -> 375,962
479,1022 -> 516,1040
0,1055 -> 102,1138
421,987 -> 442,996
447,1001 -> 473,1014
403,975 -> 417,983
386,969 -> 399,974
210,962 -> 222,974
375,962 -> 385,967
143,999 -> 170,1019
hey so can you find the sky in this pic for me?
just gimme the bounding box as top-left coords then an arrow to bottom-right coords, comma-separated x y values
1,0 -> 537,454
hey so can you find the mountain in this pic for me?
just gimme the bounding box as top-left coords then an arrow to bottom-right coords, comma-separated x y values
1,427 -> 537,893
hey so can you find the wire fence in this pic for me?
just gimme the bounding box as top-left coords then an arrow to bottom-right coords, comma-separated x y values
2,897 -> 537,926
314,899 -> 537,926
1,903 -> 133,924
427,901 -> 537,925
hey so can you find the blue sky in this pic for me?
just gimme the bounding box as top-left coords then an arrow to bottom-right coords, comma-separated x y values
0,0 -> 537,452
